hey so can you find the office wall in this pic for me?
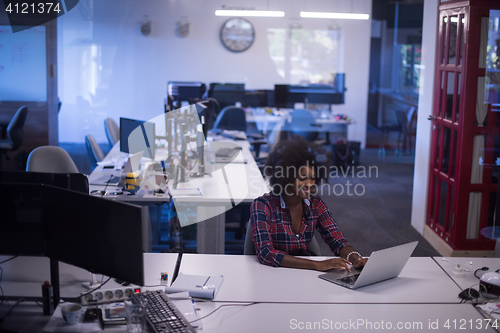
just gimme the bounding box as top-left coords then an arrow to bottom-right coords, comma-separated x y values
56,0 -> 372,144
411,0 -> 438,235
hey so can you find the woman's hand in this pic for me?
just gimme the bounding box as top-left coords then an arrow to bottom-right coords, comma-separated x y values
351,256 -> 368,268
314,258 -> 352,272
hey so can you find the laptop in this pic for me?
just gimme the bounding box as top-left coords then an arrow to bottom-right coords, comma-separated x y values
89,151 -> 144,186
318,241 -> 418,290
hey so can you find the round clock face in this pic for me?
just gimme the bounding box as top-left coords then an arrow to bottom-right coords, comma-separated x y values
220,18 -> 255,53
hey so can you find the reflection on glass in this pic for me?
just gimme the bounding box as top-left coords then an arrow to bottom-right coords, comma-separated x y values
488,191 -> 497,227
267,28 -> 342,85
455,73 -> 461,123
0,26 -> 47,101
459,15 -> 464,66
451,131 -> 457,179
398,44 -> 421,95
446,72 -> 455,119
442,127 -> 451,174
486,10 -> 500,110
439,72 -> 445,118
267,29 -> 286,78
448,186 -> 454,233
442,16 -> 447,65
448,16 -> 458,65
438,180 -> 448,227
435,125 -> 441,169
433,176 -> 439,221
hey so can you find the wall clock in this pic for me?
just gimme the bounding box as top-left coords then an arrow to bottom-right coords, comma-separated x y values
220,18 -> 255,53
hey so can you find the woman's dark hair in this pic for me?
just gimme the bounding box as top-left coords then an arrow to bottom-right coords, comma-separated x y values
264,136 -> 333,194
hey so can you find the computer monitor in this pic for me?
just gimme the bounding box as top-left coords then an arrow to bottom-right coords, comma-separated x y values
120,117 -> 155,159
0,171 -> 89,256
167,81 -> 207,110
0,183 -> 147,287
44,185 -> 146,287
208,83 -> 245,110
275,77 -> 346,108
0,170 -> 89,194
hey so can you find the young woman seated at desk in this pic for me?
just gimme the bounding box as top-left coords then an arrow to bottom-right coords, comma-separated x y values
250,136 -> 367,271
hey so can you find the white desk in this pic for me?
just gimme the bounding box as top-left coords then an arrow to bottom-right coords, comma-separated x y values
146,254 -> 462,304
198,303 -> 496,333
434,257 -> 500,290
88,139 -> 269,254
0,254 -> 495,333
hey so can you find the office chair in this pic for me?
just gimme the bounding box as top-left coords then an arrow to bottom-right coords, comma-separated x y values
104,117 -> 119,148
0,106 -> 28,169
26,146 -> 79,173
212,106 -> 267,158
244,219 -> 322,256
290,109 -> 325,144
396,106 -> 417,154
85,134 -> 105,172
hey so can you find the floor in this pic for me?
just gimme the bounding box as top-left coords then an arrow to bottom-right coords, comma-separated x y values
61,129 -> 439,257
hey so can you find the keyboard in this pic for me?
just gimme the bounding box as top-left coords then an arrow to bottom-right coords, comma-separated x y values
129,290 -> 197,333
339,273 -> 360,285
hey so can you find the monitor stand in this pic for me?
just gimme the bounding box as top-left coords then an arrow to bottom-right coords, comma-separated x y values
50,258 -> 60,306
81,273 -> 102,290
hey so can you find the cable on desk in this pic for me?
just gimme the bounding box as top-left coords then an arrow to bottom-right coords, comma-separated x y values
64,276 -> 112,303
0,298 -> 25,322
0,256 -> 18,265
188,301 -> 258,324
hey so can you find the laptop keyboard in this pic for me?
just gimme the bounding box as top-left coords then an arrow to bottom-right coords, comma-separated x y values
339,273 -> 360,285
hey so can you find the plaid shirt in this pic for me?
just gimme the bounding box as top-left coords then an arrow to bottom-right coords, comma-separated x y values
250,192 -> 350,267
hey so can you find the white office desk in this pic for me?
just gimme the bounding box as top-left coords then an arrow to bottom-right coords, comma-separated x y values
434,257 -> 500,291
198,303 -> 496,333
88,139 -> 269,253
144,254 -> 462,304
0,254 -> 493,333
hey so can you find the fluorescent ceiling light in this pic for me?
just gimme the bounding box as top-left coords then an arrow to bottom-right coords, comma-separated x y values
300,11 -> 369,20
215,10 -> 285,17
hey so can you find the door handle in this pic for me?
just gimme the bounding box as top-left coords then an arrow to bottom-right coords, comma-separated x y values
428,115 -> 436,121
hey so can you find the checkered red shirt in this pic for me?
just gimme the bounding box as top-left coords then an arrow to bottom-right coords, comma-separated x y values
250,192 -> 350,267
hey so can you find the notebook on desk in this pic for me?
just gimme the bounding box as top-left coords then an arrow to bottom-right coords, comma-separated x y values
318,241 -> 418,290
89,151 -> 144,186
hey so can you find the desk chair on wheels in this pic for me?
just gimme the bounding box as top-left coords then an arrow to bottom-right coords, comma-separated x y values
212,106 -> 267,158
26,146 -> 79,173
244,219 -> 322,256
104,118 -> 119,148
0,106 -> 28,169
85,134 -> 105,172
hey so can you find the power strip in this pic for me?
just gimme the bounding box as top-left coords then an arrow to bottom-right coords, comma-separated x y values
81,286 -> 164,305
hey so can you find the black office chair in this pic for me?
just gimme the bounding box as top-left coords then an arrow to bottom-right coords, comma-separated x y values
0,106 -> 28,169
212,106 -> 267,158
85,134 -> 105,172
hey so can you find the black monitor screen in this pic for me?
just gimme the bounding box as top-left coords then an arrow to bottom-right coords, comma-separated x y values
167,82 -> 206,109
208,83 -> 245,110
0,184 -> 146,286
0,184 -> 47,256
120,117 -> 155,159
44,186 -> 145,286
0,170 -> 89,194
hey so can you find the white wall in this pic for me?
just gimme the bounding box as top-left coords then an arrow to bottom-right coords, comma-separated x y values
57,0 -> 372,145
411,0 -> 438,234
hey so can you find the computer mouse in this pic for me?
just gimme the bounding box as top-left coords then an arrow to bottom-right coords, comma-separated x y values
458,288 -> 480,300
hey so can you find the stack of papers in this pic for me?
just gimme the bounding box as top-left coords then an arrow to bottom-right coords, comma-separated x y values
165,273 -> 224,299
